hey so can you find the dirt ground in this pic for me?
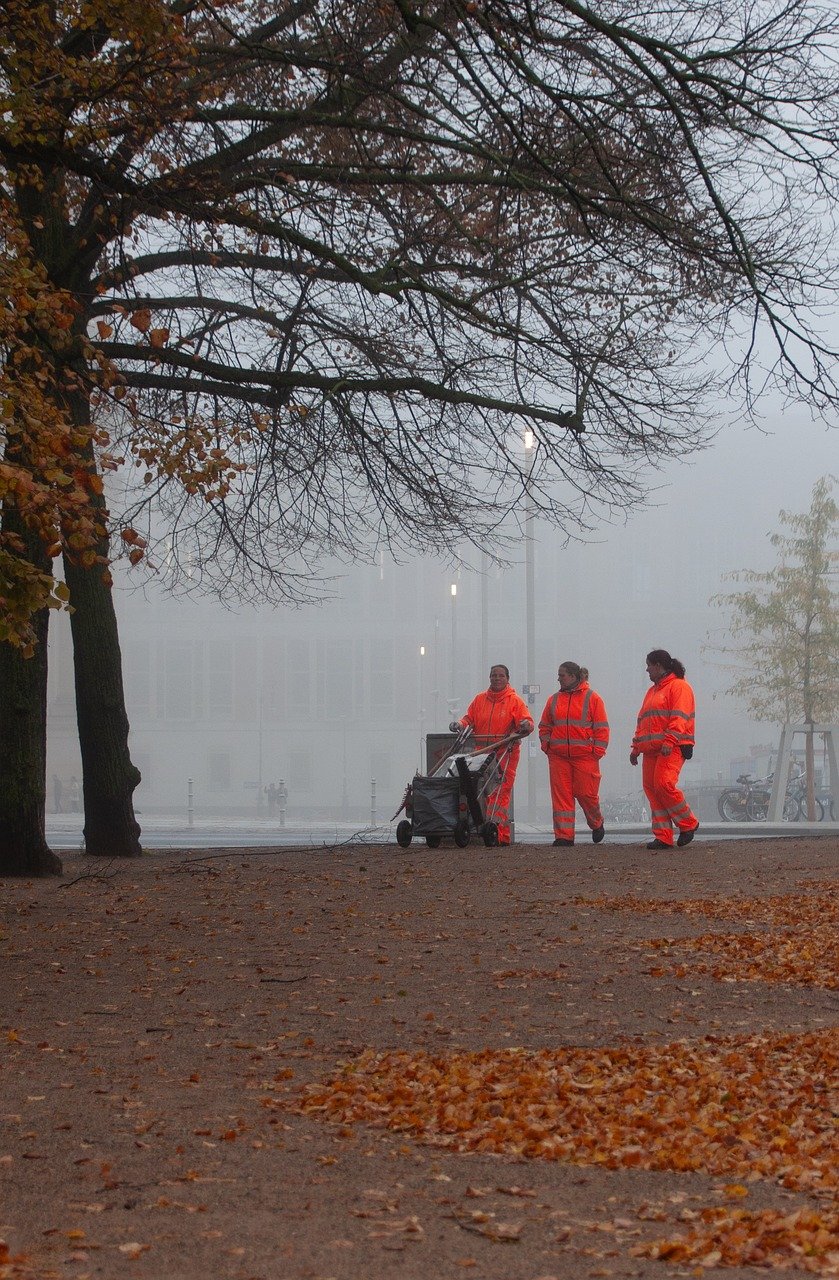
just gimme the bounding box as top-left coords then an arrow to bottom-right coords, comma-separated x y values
1,832 -> 838,1280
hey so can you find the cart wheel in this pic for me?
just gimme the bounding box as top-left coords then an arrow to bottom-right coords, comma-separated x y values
396,820 -> 413,848
454,820 -> 470,848
425,834 -> 442,848
482,821 -> 499,847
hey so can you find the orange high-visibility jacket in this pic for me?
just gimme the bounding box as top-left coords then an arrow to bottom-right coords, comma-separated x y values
458,686 -> 533,740
631,672 -> 696,755
538,682 -> 610,759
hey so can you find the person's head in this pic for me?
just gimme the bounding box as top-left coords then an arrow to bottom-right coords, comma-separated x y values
645,649 -> 686,681
489,664 -> 510,691
557,661 -> 587,690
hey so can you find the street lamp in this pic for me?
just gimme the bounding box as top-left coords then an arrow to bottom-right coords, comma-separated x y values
450,583 -> 457,710
419,644 -> 426,765
524,430 -> 537,822
481,550 -> 489,682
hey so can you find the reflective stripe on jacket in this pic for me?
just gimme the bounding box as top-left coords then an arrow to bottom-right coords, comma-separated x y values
538,682 -> 610,759
459,686 -> 533,740
631,672 -> 695,754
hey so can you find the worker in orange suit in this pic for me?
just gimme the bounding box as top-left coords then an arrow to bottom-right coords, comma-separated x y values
539,661 -> 609,847
450,664 -> 533,845
630,648 -> 699,850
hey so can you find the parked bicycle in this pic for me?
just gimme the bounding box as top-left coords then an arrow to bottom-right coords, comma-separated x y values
601,794 -> 648,823
783,776 -> 825,822
717,773 -> 829,821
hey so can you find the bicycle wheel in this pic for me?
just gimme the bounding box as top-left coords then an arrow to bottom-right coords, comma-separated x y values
718,790 -> 745,821
746,792 -> 769,821
783,794 -> 801,822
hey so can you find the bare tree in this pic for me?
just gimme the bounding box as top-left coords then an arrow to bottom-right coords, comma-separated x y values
3,0 -> 839,871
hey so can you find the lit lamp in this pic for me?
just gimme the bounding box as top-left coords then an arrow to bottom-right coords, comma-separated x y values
419,644 -> 426,763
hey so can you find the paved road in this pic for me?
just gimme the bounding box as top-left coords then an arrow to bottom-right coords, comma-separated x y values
45,814 -> 835,850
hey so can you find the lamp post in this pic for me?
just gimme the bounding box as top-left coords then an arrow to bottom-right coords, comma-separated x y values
524,429 -> 537,822
450,583 -> 458,711
433,615 -> 440,730
341,715 -> 349,819
419,644 -> 426,765
481,550 -> 489,682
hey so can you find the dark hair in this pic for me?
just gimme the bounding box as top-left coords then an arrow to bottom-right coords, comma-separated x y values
559,661 -> 588,682
490,664 -> 509,678
647,649 -> 686,679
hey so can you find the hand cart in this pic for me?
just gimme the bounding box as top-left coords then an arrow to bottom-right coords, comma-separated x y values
392,730 -> 524,849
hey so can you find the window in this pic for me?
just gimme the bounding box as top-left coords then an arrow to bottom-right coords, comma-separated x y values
123,640 -> 150,716
165,645 -> 194,719
369,638 -> 394,717
369,751 -> 392,790
262,637 -> 286,721
324,638 -> 354,717
207,640 -> 233,719
289,750 -> 311,789
287,639 -> 310,716
207,752 -> 230,790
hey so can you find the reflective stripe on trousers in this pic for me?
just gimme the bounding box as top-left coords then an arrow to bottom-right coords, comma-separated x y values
641,751 -> 698,846
485,744 -> 520,843
548,754 -> 603,842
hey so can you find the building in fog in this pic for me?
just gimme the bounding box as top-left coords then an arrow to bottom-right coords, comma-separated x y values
45,413 -> 836,824
45,517 -> 790,824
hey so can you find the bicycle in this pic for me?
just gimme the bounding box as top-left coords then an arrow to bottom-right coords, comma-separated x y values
602,794 -> 648,823
782,778 -> 825,822
717,774 -> 799,822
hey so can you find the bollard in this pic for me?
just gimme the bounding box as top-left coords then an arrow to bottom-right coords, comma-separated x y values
188,777 -> 194,828
371,778 -> 376,827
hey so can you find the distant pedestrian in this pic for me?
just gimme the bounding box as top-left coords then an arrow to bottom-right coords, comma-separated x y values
265,782 -> 278,815
539,662 -> 609,847
67,775 -> 81,812
52,774 -> 63,814
630,649 -> 699,850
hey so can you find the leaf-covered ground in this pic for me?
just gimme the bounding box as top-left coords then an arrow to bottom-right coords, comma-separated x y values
1,833 -> 837,1279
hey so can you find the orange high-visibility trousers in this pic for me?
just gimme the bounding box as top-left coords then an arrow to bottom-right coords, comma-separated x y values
641,751 -> 698,846
548,754 -> 603,843
486,743 -> 520,844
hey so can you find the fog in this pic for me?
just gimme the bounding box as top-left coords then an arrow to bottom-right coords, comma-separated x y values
45,407 -> 836,827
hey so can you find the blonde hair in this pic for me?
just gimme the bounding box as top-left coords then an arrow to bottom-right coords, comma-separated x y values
559,661 -> 588,682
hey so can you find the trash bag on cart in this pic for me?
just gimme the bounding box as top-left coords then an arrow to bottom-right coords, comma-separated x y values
452,750 -> 501,796
411,775 -> 460,835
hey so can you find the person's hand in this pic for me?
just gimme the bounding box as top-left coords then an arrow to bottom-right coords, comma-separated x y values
660,744 -> 673,757
629,750 -> 639,766
518,719 -> 533,735
449,720 -> 462,733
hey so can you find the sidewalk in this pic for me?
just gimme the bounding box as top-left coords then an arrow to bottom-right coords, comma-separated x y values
45,811 -> 836,849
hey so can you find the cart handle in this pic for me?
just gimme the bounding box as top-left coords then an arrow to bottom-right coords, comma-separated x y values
457,730 -> 527,759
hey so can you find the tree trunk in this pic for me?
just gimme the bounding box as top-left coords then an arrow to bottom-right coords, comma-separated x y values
61,389 -> 142,858
0,523 -> 62,876
63,549 -> 142,856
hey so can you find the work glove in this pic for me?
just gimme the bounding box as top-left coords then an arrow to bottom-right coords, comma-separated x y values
449,720 -> 463,733
518,719 -> 533,735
